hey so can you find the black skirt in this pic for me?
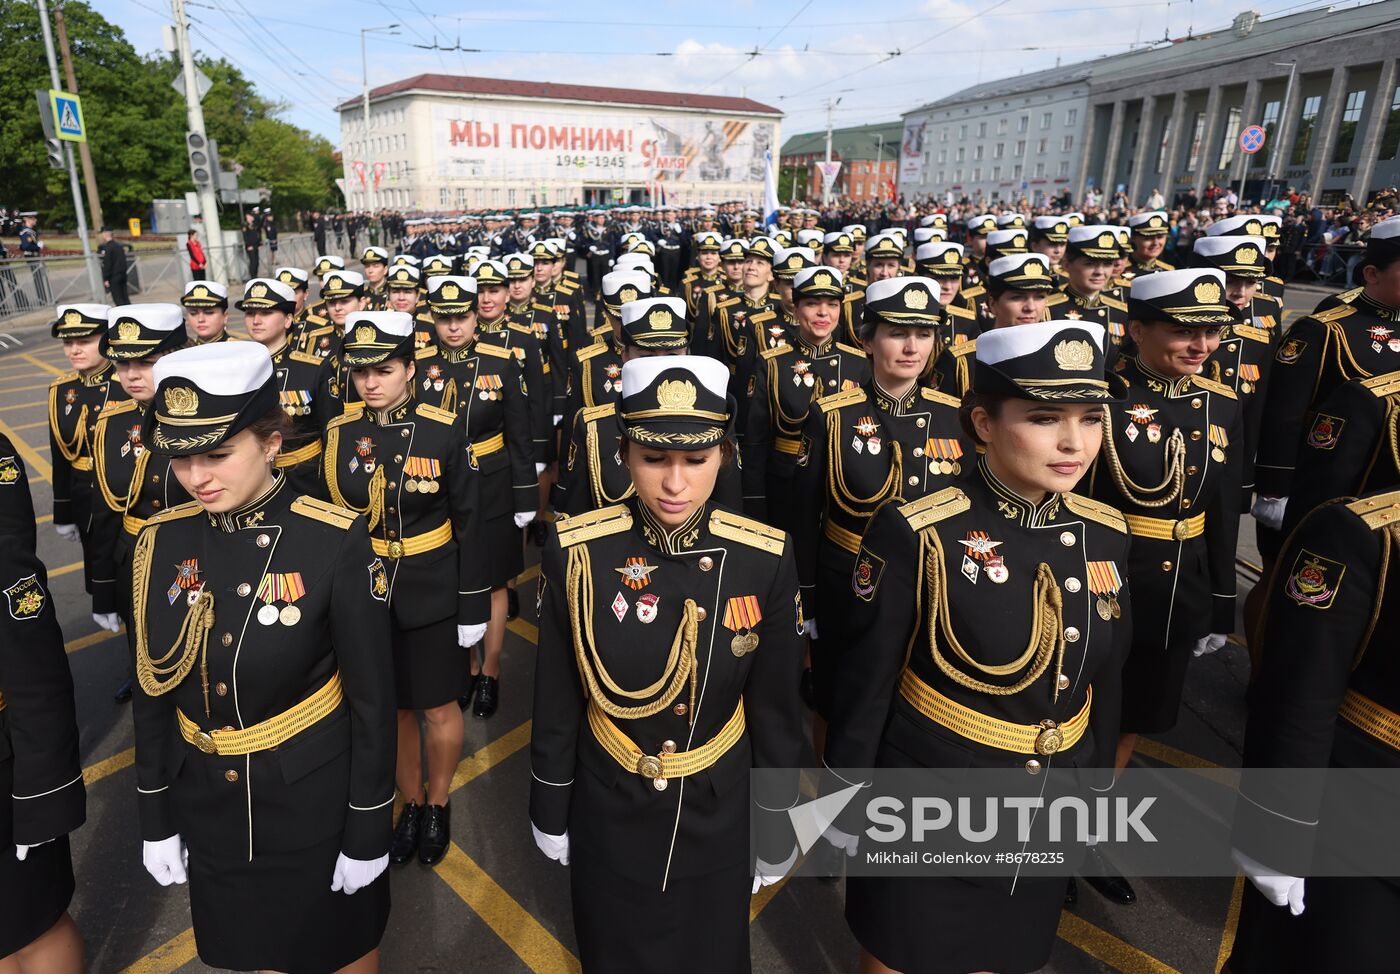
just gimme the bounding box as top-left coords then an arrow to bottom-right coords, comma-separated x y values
570,856 -> 751,974
0,836 -> 74,958
188,831 -> 389,973
483,511 -> 525,590
392,615 -> 468,710
1119,637 -> 1193,734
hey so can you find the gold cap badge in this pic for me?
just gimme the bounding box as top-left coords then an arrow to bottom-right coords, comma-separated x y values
163,386 -> 199,417
117,320 -> 142,342
1054,339 -> 1095,372
441,283 -> 460,301
656,378 -> 698,410
353,325 -> 377,345
648,309 -> 672,330
904,288 -> 930,310
1193,281 -> 1222,304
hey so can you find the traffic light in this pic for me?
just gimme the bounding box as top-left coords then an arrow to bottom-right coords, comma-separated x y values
34,89 -> 66,170
187,131 -> 212,187
46,136 -> 64,169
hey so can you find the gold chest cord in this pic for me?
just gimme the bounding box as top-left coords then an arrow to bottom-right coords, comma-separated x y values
133,525 -> 217,717
826,414 -> 903,518
1100,406 -> 1186,508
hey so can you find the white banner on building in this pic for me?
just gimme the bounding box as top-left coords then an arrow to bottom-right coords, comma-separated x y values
817,161 -> 843,184
431,104 -> 775,185
900,117 -> 927,185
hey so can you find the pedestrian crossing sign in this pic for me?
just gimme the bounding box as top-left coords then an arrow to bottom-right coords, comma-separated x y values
49,89 -> 85,142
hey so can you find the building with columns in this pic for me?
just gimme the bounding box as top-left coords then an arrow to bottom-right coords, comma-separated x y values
898,2 -> 1400,209
780,121 -> 904,202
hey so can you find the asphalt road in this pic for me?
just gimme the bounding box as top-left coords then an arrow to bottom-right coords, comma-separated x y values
0,286 -> 1327,974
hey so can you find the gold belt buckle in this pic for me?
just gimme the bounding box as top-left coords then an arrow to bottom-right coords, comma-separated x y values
1034,720 -> 1063,756
636,753 -> 668,791
1172,520 -> 1190,541
387,540 -> 404,560
193,731 -> 219,755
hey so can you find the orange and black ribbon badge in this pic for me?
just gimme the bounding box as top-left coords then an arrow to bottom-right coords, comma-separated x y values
615,556 -> 657,591
723,595 -> 762,657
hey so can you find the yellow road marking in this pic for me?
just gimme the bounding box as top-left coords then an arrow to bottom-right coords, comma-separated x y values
436,843 -> 582,974
37,513 -> 52,524
1057,911 -> 1183,973
21,353 -> 65,376
83,746 -> 134,786
450,719 -> 532,792
9,418 -> 48,431
1135,737 -> 1225,771
0,416 -> 51,479
49,559 -> 84,579
508,617 -> 539,643
2,380 -> 58,394
1215,875 -> 1245,972
66,628 -> 122,655
117,927 -> 198,974
0,399 -> 47,413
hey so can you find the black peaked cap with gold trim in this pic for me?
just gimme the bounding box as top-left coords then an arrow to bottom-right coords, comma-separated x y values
620,296 -> 689,350
773,246 -> 818,280
864,233 -> 904,261
341,311 -> 416,367
863,276 -> 942,326
101,303 -> 188,361
984,229 -> 1029,263
1127,210 -> 1170,237
1128,268 -> 1236,326
144,342 -> 277,456
793,265 -> 845,301
986,254 -> 1056,292
601,270 -> 652,312
320,269 -> 365,299
236,278 -> 297,312
617,355 -> 733,451
52,302 -> 111,339
974,320 -> 1126,402
915,242 -> 966,278
181,280 -> 229,309
427,275 -> 477,315
385,264 -> 422,289
1191,235 -> 1271,280
313,255 -> 346,277
274,266 -> 310,290
1066,225 -> 1123,262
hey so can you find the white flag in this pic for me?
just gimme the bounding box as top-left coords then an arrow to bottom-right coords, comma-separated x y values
763,149 -> 780,229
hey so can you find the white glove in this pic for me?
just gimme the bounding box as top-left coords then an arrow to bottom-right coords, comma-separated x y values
15,838 -> 54,860
1252,495 -> 1288,530
752,846 -> 799,894
1232,848 -> 1305,915
532,823 -> 570,865
1192,632 -> 1229,657
802,618 -> 819,640
553,414 -> 563,427
143,835 -> 189,886
331,852 -> 389,895
534,462 -> 547,476
458,623 -> 487,648
514,510 -> 536,529
93,612 -> 122,633
822,822 -> 860,857
54,523 -> 79,542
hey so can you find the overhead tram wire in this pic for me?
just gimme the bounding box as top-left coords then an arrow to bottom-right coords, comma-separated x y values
698,0 -> 814,94
220,0 -> 355,98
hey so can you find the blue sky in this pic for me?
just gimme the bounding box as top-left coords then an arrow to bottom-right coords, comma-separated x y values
102,0 -> 1346,145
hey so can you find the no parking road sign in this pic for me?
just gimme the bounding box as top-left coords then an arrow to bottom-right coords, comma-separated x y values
49,89 -> 86,142
1239,125 -> 1266,155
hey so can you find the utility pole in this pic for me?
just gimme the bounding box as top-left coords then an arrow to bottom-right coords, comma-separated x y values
36,0 -> 101,300
171,0 -> 225,282
53,3 -> 103,232
822,98 -> 836,206
360,25 -> 399,215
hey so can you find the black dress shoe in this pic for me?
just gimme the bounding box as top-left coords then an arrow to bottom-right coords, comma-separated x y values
419,804 -> 451,866
390,801 -> 424,864
507,589 -> 520,620
473,676 -> 499,719
458,672 -> 480,711
114,679 -> 133,704
1081,846 -> 1136,904
1064,876 -> 1078,906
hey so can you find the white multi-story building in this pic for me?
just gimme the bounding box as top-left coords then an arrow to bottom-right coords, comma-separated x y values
336,74 -> 782,212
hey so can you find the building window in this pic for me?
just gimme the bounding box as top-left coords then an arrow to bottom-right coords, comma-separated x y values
976,122 -> 987,138
456,188 -> 468,206
1018,115 -> 1029,133
940,127 -> 949,142
997,118 -> 1008,134
954,168 -> 963,182
973,145 -> 984,160
1037,138 -> 1047,154
1062,134 -> 1074,152
475,188 -> 484,205
1332,89 -> 1367,163
958,124 -> 967,140
1290,95 -> 1322,165
1013,163 -> 1023,179
1015,140 -> 1026,156
1186,112 -> 1206,170
1041,111 -> 1053,129
1155,116 -> 1172,173
994,142 -> 1005,159
1034,162 -> 1046,177
440,188 -> 450,206
937,149 -> 947,164
972,167 -> 981,181
1381,86 -> 1400,160
1058,160 -> 1070,177
992,165 -> 1002,180
1218,106 -> 1242,170
956,146 -> 966,162
507,188 -> 517,205
937,170 -> 946,184
1065,108 -> 1078,126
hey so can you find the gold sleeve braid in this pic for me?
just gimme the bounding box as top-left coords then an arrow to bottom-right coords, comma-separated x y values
585,421 -> 634,508
323,423 -> 383,529
1387,399 -> 1400,478
1099,406 -> 1186,508
93,418 -> 132,514
132,523 -> 217,717
921,530 -> 1066,701
49,396 -> 88,463
826,411 -> 903,518
566,543 -> 698,724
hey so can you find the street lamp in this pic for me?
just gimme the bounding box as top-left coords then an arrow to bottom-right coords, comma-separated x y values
361,24 -> 400,214
1267,60 -> 1298,200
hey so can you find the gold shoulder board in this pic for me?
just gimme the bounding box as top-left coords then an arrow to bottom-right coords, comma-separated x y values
759,342 -> 791,362
836,342 -> 868,358
1044,293 -> 1068,307
50,371 -> 78,389
1314,304 -> 1358,324
1361,372 -> 1400,398
415,403 -> 458,425
818,386 -> 867,413
716,296 -> 740,309
507,323 -> 534,335
1346,492 -> 1400,529
951,339 -> 978,359
576,342 -> 609,362
1334,285 -> 1363,305
557,280 -> 578,293
1191,375 -> 1237,399
962,286 -> 986,299
415,346 -> 440,361
920,387 -> 961,407
101,398 -> 139,418
1101,295 -> 1128,312
290,349 -> 326,365
326,403 -> 365,431
557,503 -> 633,547
1156,259 -> 1176,271
1062,492 -> 1129,533
145,500 -> 203,526
750,309 -> 776,324
845,289 -> 866,302
1231,323 -> 1271,343
900,486 -> 971,532
475,343 -> 511,360
291,496 -> 358,530
946,303 -> 975,320
532,301 -> 552,313
709,508 -> 785,555
581,402 -> 616,424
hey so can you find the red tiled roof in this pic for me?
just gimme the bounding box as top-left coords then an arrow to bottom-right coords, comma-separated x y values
337,73 -> 781,116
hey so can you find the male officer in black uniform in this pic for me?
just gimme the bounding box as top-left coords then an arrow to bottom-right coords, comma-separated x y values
18,211 -> 49,304
1121,211 -> 1175,281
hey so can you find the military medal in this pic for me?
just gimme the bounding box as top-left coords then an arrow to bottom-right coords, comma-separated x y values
722,595 -> 762,657
1209,424 -> 1229,463
279,604 -> 301,626
611,592 -> 629,622
256,572 -> 306,626
604,363 -> 622,394
1087,561 -> 1123,621
852,435 -> 863,454
257,604 -> 280,625
404,456 -> 441,494
1146,422 -> 1162,444
867,435 -> 882,455
1124,422 -> 1139,443
615,556 -> 657,590
792,360 -> 814,387
1239,363 -> 1260,394
168,559 -> 201,605
925,438 -> 963,477
984,556 -> 1008,584
635,593 -> 659,624
961,555 -> 979,584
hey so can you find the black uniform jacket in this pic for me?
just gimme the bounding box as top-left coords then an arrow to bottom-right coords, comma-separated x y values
130,480 -> 395,860
825,465 -> 1131,789
530,500 -> 805,887
322,398 -> 490,628
0,434 -> 36,554
1204,301 -> 1278,509
791,380 -> 971,599
48,362 -> 127,526
477,316 -> 551,462
1256,293 -> 1400,497
415,341 -> 538,517
743,337 -> 870,521
1089,357 -> 1243,644
563,335 -> 623,434
269,339 -> 343,495
0,537 -> 86,846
